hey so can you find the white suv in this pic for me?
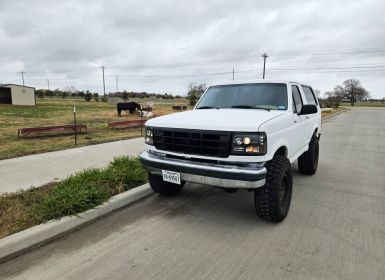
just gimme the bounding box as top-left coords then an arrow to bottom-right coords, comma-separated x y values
140,81 -> 321,222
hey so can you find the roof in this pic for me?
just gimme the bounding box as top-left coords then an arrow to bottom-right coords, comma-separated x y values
207,79 -> 303,87
0,84 -> 35,89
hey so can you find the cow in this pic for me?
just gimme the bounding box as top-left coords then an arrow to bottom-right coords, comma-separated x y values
117,102 -> 141,116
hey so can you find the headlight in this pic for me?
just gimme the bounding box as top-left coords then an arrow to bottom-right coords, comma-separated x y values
231,132 -> 267,155
145,126 -> 154,145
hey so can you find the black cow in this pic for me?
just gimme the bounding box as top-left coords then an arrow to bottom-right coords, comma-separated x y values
117,102 -> 141,116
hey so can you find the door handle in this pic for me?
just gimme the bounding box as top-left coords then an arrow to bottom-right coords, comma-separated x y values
294,120 -> 297,123
305,116 -> 309,119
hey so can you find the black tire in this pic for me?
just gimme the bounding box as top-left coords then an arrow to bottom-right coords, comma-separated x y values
223,188 -> 239,193
148,173 -> 184,195
254,156 -> 293,222
298,134 -> 319,175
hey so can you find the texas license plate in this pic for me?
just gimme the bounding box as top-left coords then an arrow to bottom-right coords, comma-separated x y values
162,170 -> 181,185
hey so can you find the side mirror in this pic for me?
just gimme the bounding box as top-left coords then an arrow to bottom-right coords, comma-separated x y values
299,104 -> 318,115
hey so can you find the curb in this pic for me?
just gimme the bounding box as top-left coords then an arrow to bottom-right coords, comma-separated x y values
0,183 -> 153,263
321,108 -> 350,121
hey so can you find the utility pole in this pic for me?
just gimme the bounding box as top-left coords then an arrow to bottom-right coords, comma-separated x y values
232,67 -> 235,80
20,71 -> 25,86
116,76 -> 118,93
73,106 -> 77,146
101,65 -> 106,96
262,53 -> 268,79
47,79 -> 50,90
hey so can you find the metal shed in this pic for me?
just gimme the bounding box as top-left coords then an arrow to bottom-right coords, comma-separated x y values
0,84 -> 36,106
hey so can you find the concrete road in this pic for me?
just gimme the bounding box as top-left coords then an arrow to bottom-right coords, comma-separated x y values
1,108 -> 384,280
0,138 -> 145,193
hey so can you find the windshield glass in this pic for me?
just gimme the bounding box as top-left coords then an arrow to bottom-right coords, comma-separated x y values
195,83 -> 288,110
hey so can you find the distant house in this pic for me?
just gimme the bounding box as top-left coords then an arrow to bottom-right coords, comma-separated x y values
0,84 -> 36,106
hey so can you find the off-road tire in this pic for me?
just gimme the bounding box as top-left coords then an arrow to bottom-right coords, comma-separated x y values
148,173 -> 184,195
254,156 -> 293,222
223,188 -> 239,193
298,134 -> 319,175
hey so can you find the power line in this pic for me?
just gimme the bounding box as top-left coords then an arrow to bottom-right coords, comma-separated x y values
104,48 -> 385,69
270,48 -> 385,55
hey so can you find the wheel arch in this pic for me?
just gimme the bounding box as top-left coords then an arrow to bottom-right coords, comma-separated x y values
273,145 -> 288,158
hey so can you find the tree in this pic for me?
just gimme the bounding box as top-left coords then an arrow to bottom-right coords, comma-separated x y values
187,83 -> 207,105
332,79 -> 369,106
101,94 -> 108,102
313,89 -> 321,99
122,90 -> 128,101
36,90 -> 45,99
84,91 -> 92,102
60,91 -> 69,99
62,86 -> 77,98
93,93 -> 99,102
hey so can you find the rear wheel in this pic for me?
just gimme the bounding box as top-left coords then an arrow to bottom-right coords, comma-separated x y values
254,156 -> 293,222
148,173 -> 184,195
223,188 -> 239,193
298,134 -> 319,175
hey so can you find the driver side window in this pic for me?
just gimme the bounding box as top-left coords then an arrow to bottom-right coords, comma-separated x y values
291,86 -> 303,113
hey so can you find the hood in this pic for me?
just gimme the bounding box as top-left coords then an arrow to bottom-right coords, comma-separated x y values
146,109 -> 285,131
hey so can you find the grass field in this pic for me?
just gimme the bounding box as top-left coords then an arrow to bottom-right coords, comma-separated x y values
342,101 -> 385,107
0,98 -> 188,160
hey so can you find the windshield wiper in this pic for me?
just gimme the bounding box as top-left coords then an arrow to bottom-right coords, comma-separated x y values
196,106 -> 218,109
230,105 -> 270,111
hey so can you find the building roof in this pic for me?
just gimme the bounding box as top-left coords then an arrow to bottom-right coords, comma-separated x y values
0,84 -> 35,89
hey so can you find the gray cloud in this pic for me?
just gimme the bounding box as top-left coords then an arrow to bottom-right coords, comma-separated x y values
0,0 -> 384,97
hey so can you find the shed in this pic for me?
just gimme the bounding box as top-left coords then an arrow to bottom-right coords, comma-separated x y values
0,84 -> 36,106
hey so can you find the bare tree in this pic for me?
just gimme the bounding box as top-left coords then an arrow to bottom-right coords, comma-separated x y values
187,83 -> 207,105
62,85 -> 77,95
332,79 -> 369,106
313,89 -> 321,99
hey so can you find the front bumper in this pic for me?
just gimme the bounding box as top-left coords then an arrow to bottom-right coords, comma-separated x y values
140,150 -> 266,189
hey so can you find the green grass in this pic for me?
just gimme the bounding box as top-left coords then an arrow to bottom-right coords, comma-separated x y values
0,98 -> 187,159
0,156 -> 147,239
342,101 -> 385,107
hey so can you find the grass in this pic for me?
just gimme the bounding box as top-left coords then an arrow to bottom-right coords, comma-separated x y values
0,156 -> 147,239
0,98 -> 188,160
320,107 -> 348,118
342,101 -> 385,107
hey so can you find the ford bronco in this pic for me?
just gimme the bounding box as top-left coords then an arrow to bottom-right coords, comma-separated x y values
140,81 -> 321,222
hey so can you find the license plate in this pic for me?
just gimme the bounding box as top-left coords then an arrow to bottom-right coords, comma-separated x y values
162,170 -> 181,185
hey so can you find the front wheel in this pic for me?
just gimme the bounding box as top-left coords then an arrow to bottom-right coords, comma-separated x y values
254,156 -> 293,222
298,134 -> 319,175
148,173 -> 184,195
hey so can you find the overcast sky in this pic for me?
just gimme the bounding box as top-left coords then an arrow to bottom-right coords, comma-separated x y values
0,0 -> 384,98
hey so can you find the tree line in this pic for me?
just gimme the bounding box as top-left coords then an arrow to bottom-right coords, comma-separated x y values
35,86 -> 185,102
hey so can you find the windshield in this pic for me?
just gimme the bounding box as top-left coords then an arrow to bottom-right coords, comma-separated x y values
195,83 -> 288,110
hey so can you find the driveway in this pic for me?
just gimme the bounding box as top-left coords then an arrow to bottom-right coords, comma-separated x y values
0,108 -> 384,280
